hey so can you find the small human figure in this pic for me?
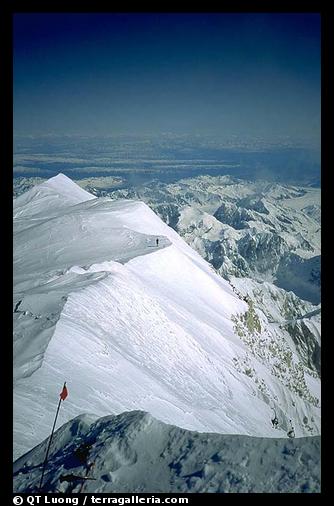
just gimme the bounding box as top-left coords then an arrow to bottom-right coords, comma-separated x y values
271,408 -> 278,429
156,238 -> 159,247
271,416 -> 278,428
287,419 -> 295,438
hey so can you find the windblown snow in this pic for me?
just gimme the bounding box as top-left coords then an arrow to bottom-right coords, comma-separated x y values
13,411 -> 320,493
14,174 -> 320,462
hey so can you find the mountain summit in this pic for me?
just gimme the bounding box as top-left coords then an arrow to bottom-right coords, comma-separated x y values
13,411 -> 320,493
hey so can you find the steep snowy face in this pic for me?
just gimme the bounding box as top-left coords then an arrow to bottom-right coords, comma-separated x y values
13,411 -> 320,494
98,176 -> 321,383
14,174 -> 320,461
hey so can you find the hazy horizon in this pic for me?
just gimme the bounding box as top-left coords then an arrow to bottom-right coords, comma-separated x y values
14,13 -> 320,146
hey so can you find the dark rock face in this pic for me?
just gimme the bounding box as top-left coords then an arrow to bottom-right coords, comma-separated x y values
154,203 -> 180,230
286,321 -> 321,376
275,255 -> 321,305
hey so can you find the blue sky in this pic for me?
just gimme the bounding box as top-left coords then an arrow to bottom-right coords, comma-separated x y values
14,13 -> 320,143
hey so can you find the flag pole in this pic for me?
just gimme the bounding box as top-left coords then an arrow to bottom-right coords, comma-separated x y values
38,382 -> 67,491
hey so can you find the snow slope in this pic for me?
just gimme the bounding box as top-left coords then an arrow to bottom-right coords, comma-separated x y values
13,411 -> 320,493
13,174 -> 320,461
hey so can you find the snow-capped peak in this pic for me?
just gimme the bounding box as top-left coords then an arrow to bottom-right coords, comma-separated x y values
13,173 -> 95,223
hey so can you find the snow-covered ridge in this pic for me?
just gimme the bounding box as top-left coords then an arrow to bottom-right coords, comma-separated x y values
14,175 -> 320,462
13,411 -> 320,493
14,174 -> 321,303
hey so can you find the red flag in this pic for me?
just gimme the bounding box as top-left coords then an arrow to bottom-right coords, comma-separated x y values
60,384 -> 68,401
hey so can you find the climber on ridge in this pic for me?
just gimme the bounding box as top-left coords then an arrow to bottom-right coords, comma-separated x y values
156,237 -> 159,247
271,408 -> 279,429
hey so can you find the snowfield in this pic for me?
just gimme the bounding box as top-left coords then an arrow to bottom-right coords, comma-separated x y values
13,411 -> 320,493
13,174 -> 320,463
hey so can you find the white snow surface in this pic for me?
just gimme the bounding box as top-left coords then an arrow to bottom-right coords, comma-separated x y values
14,174 -> 320,461
13,411 -> 320,493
